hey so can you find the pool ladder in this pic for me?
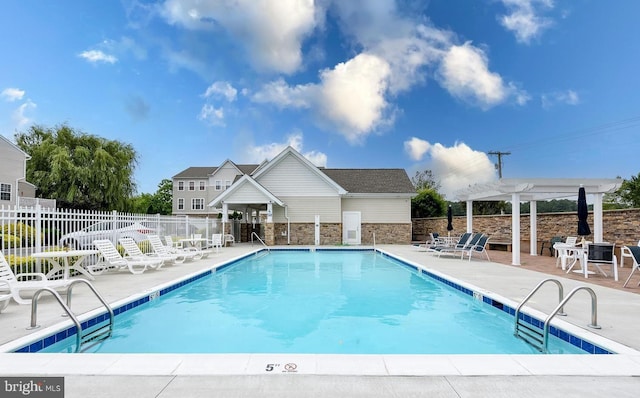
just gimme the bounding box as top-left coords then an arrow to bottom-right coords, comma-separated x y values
514,278 -> 600,353
251,232 -> 270,258
28,279 -> 114,353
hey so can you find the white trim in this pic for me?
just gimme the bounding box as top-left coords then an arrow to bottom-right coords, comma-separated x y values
252,146 -> 347,195
208,175 -> 285,208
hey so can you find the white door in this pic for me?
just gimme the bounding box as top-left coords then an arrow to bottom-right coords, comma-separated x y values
342,211 -> 361,245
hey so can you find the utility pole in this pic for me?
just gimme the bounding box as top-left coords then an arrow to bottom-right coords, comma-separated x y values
488,151 -> 511,178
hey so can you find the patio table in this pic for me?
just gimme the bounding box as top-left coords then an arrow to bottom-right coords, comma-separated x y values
31,249 -> 99,281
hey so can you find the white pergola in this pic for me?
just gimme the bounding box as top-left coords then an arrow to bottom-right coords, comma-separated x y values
454,178 -> 623,266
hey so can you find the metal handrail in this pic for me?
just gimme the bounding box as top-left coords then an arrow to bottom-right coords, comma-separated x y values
543,286 -> 600,349
66,279 -> 114,336
514,278 -> 566,335
27,280 -> 114,353
27,287 -> 83,351
251,232 -> 269,252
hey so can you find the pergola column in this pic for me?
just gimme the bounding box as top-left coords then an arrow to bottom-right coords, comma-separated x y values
466,200 -> 473,233
529,201 -> 538,256
511,192 -> 521,266
593,193 -> 603,243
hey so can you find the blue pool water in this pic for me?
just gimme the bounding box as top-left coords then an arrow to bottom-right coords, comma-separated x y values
42,250 -> 585,354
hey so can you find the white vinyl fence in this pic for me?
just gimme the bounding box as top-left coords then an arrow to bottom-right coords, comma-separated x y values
0,205 -> 232,276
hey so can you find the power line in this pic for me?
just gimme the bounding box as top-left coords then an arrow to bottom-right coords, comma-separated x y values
488,151 -> 511,178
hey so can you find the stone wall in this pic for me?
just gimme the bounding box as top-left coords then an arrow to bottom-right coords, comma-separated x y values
412,208 -> 640,249
362,223 -> 412,245
267,222 -> 412,245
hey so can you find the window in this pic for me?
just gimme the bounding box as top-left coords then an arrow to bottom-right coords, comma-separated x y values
178,181 -> 184,191
0,184 -> 10,201
189,181 -> 195,191
215,180 -> 222,191
225,180 -> 232,190
199,181 -> 206,190
177,198 -> 184,210
192,198 -> 204,210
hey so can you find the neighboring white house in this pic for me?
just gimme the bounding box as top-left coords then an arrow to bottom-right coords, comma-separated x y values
172,146 -> 415,245
0,135 -> 34,207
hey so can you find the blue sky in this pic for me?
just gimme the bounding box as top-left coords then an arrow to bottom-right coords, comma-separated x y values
1,0 -> 639,198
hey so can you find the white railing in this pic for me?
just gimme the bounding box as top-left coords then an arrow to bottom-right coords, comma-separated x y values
0,205 -> 238,277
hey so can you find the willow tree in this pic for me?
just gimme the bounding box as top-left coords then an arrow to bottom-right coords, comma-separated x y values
15,124 -> 138,211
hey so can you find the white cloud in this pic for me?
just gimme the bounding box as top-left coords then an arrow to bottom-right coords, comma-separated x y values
12,100 -> 37,129
78,50 -> 118,64
198,104 -> 225,126
203,81 -> 238,102
404,137 -> 431,161
245,132 -> 327,167
1,88 -> 25,102
541,89 -> 580,108
252,53 -> 392,144
316,53 -> 391,143
160,0 -> 319,74
499,0 -> 554,44
409,140 -> 497,199
251,78 -> 314,109
438,42 -> 526,109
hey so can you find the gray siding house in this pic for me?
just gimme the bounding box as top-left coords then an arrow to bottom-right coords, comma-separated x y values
0,135 -> 36,207
172,146 -> 415,245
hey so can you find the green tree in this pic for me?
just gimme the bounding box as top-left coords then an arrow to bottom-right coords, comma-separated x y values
130,193 -> 154,214
15,124 -> 138,211
149,179 -> 173,215
411,170 -> 440,191
411,188 -> 447,218
618,173 -> 640,208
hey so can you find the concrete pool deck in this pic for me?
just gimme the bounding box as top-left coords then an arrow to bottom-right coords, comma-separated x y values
1,244 -> 640,397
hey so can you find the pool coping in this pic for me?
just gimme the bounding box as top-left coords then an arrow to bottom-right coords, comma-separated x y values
2,247 -> 640,377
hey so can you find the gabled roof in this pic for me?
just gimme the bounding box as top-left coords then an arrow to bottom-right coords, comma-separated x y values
173,167 -> 217,179
0,135 -> 31,159
252,146 -> 347,194
321,169 -> 415,194
208,175 -> 285,208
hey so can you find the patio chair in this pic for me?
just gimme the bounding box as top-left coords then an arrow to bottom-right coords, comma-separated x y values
581,243 -> 618,281
462,235 -> 491,262
210,234 -> 223,253
147,235 -> 188,264
623,245 -> 640,288
92,240 -> 154,275
0,250 -> 75,305
427,232 -> 472,254
118,237 -> 166,269
438,233 -> 483,258
413,233 -> 441,251
619,240 -> 640,268
163,235 -> 202,261
555,236 -> 578,270
540,236 -> 564,256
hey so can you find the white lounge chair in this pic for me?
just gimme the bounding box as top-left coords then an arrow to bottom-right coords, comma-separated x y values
92,240 -> 156,274
147,235 -> 189,264
164,235 -> 203,260
0,250 -> 75,305
0,285 -> 10,312
118,237 -> 166,269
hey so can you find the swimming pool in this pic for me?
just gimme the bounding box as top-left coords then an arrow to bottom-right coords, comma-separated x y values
37,250 -> 588,354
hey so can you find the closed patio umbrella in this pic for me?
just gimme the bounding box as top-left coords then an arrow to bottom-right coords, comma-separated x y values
577,186 -> 591,236
447,205 -> 453,236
